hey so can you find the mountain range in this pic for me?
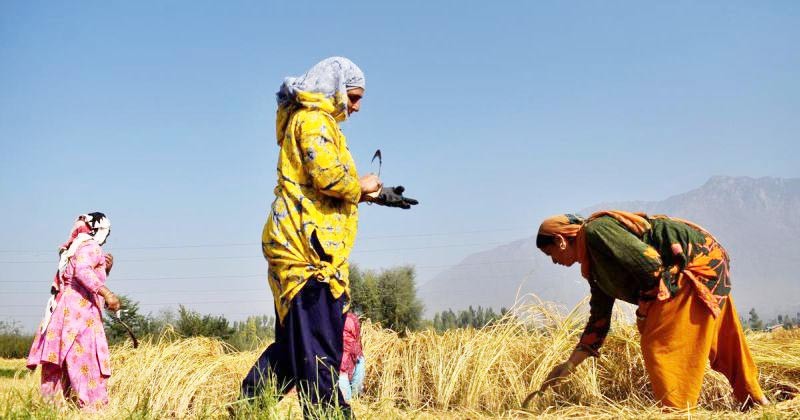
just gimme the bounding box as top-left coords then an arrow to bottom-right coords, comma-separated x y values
419,176 -> 800,320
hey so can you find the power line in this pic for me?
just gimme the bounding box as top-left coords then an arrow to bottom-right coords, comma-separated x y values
0,226 -> 535,254
0,240 -> 522,264
0,259 -> 536,284
0,263 -> 536,285
0,273 -> 264,284
0,269 -> 541,293
3,291 -> 549,309
1,311 -> 278,319
3,299 -> 274,308
3,288 -> 270,295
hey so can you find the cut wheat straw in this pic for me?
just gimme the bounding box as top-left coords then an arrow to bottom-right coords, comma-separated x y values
2,299 -> 799,419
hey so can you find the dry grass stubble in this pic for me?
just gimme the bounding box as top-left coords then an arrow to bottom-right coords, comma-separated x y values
2,297 -> 799,419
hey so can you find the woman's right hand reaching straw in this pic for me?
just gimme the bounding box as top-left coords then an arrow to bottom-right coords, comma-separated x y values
524,348 -> 591,408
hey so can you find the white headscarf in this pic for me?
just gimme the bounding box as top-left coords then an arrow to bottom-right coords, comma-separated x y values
57,212 -> 111,275
276,56 -> 366,119
40,212 -> 111,333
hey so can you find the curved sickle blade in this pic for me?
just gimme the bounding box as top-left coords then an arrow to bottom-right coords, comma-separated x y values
113,311 -> 139,348
522,389 -> 543,410
371,149 -> 382,177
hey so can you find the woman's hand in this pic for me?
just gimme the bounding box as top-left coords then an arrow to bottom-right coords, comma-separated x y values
359,174 -> 382,198
105,293 -> 121,312
99,286 -> 121,312
539,348 -> 589,392
525,362 -> 574,408
104,253 -> 114,275
540,361 -> 575,391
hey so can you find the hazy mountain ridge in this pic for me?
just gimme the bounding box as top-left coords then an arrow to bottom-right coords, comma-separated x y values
419,176 -> 800,319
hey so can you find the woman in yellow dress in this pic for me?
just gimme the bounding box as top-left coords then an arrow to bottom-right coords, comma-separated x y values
241,57 -> 416,417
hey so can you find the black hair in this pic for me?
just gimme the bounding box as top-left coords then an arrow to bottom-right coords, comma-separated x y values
85,212 -> 108,236
536,233 -> 577,249
536,234 -> 555,249
536,214 -> 584,249
87,212 -> 107,222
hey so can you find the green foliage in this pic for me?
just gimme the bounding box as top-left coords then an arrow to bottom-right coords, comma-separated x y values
103,295 -> 160,346
350,265 -> 424,332
0,320 -> 33,359
783,313 -> 798,330
0,388 -> 62,420
99,295 -> 275,350
175,305 -> 235,340
227,371 -> 350,419
766,313 -> 799,330
432,306 -> 506,332
228,315 -> 275,351
349,264 -> 381,322
748,308 -> 764,330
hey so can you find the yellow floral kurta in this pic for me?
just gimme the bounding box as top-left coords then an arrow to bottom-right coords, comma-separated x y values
264,91 -> 360,323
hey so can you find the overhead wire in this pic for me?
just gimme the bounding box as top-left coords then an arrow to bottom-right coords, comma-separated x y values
0,226 -> 535,254
1,226 -> 540,322
0,258 -> 537,284
0,239 -> 531,264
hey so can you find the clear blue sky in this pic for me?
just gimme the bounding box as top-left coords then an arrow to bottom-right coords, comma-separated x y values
2,1 -> 798,331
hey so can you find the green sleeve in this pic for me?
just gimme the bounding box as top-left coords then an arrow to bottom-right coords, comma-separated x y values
577,282 -> 615,357
584,217 -> 665,300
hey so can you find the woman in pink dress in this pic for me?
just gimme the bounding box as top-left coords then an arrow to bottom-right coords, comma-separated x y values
339,311 -> 366,402
27,212 -> 122,410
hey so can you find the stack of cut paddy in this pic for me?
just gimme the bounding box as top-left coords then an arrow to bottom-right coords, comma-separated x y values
3,299 -> 799,419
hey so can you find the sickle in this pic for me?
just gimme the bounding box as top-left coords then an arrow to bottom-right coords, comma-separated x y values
371,149 -> 382,177
112,310 -> 139,348
522,389 -> 544,410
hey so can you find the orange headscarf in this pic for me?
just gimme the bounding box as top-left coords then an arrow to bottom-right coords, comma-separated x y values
538,211 -> 651,280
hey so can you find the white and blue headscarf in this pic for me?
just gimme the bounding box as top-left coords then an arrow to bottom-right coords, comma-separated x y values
277,56 -> 366,119
39,212 -> 111,333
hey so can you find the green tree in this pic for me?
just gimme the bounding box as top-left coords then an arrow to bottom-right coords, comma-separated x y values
783,313 -> 794,330
350,265 -> 424,332
374,266 -> 424,332
459,306 -> 473,328
350,264 -> 381,321
175,305 -> 234,340
229,315 -> 275,351
148,308 -> 177,335
748,308 -> 764,331
0,320 -> 33,358
431,306 -> 503,332
103,295 -> 155,345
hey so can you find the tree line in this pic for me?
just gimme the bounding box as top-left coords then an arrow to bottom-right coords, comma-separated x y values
431,306 -> 508,333
6,265 -> 796,358
102,295 -> 275,350
746,308 -> 800,331
0,264 -> 514,357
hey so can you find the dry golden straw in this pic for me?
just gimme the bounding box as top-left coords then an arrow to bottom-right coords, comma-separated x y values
2,299 -> 799,419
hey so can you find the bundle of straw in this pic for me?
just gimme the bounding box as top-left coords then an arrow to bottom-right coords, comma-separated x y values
2,301 -> 799,419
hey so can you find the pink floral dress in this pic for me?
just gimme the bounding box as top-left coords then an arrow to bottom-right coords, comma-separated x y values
27,239 -> 112,410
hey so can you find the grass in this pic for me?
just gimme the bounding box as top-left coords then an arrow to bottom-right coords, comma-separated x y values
2,298 -> 799,419
0,368 -> 23,379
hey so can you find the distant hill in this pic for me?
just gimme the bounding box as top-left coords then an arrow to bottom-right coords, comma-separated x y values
419,176 -> 800,319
